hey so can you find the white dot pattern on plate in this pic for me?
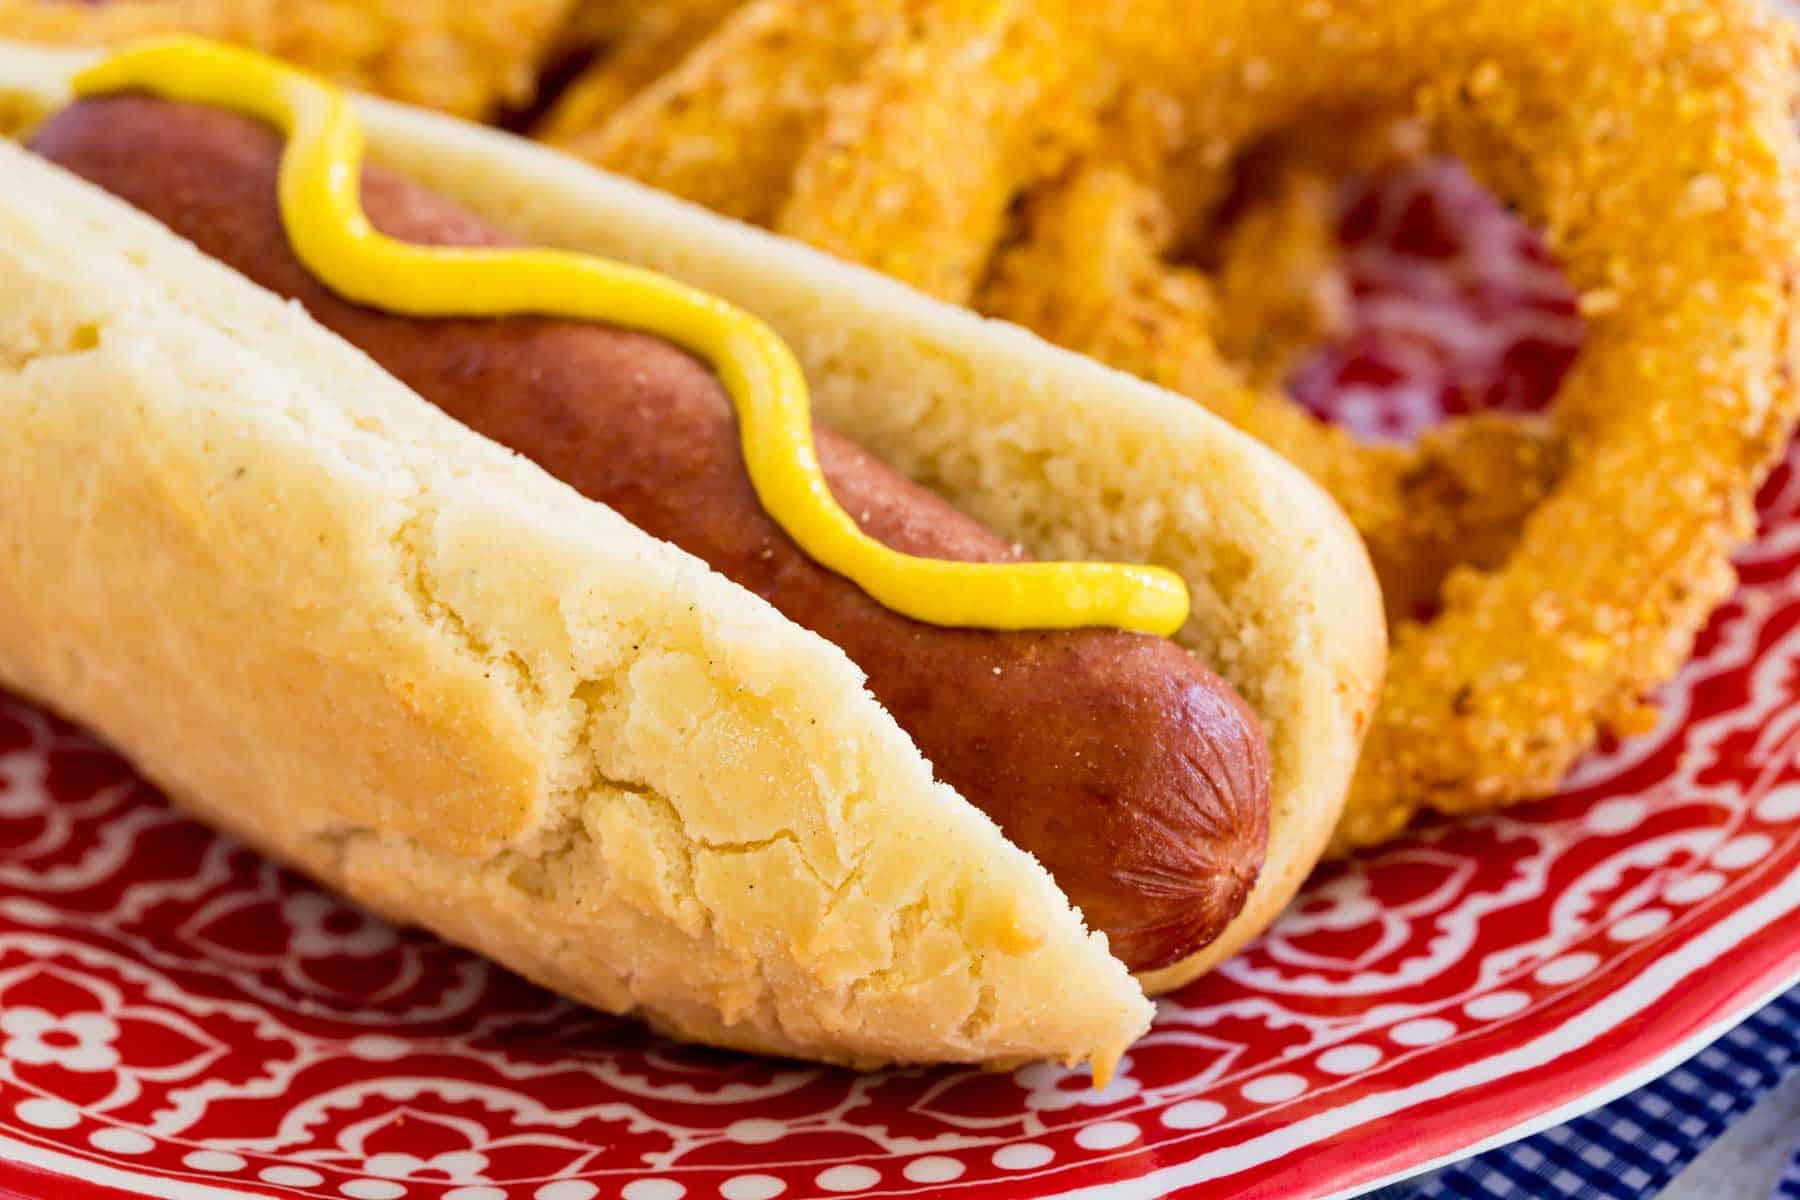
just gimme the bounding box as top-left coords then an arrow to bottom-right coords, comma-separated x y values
1713,834 -> 1773,870
1665,871 -> 1727,903
1162,1099 -> 1226,1130
815,1165 -> 880,1193
726,1118 -> 786,1145
183,1150 -> 246,1173
87,1127 -> 153,1154
1535,952 -> 1599,984
1391,1018 -> 1457,1046
1464,990 -> 1530,1020
992,1143 -> 1055,1171
347,1034 -> 410,1062
262,1166 -> 326,1188
902,1156 -> 965,1184
1075,1120 -> 1141,1151
1610,909 -> 1672,941
1241,1073 -> 1307,1104
617,1181 -> 677,1200
4,898 -> 55,924
15,1098 -> 78,1130
1756,784 -> 1800,822
1585,798 -> 1647,834
444,1188 -> 506,1200
1317,1044 -> 1383,1074
340,1181 -> 406,1200
719,1174 -> 785,1200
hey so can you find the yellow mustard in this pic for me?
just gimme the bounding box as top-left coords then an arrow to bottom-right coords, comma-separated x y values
73,37 -> 1191,637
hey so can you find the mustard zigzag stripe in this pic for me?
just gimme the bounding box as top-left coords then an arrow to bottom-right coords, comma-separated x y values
75,37 -> 1190,636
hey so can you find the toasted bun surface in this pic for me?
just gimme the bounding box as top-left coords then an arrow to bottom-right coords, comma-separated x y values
0,43 -> 1383,1063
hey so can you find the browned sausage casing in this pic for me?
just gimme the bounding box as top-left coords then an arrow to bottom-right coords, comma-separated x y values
30,95 -> 1270,972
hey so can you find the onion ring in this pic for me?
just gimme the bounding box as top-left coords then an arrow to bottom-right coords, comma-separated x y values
543,0 -> 903,226
1097,0 -> 1800,849
776,0 -> 1097,305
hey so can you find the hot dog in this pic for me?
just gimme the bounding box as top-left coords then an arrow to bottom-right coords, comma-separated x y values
0,38 -> 1383,1071
29,92 -> 1267,973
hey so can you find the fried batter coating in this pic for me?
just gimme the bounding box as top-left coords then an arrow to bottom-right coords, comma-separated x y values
976,124 -> 1563,630
0,0 -> 574,117
535,0 -> 748,142
545,0 -> 1101,304
776,0 -> 1100,305
1107,0 -> 1800,850
547,0 -> 906,225
977,157 -> 1390,506
1200,121 -> 1431,384
1209,163 -> 1351,387
555,0 -> 700,49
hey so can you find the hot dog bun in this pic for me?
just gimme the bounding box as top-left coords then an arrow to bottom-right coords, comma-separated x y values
0,42 -> 1383,1067
31,89 -> 1275,977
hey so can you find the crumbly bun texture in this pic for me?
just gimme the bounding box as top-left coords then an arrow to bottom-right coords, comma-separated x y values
0,137 -> 1157,1070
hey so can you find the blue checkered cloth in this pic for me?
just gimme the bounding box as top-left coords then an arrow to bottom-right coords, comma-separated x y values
1364,985 -> 1800,1200
1779,1148 -> 1800,1200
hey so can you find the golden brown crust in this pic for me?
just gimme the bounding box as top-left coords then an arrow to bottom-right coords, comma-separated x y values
1107,0 -> 1800,851
533,0 -> 749,142
774,0 -> 1099,305
544,0 -> 898,226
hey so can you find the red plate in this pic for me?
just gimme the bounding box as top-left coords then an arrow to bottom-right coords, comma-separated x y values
2,158 -> 1799,1200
